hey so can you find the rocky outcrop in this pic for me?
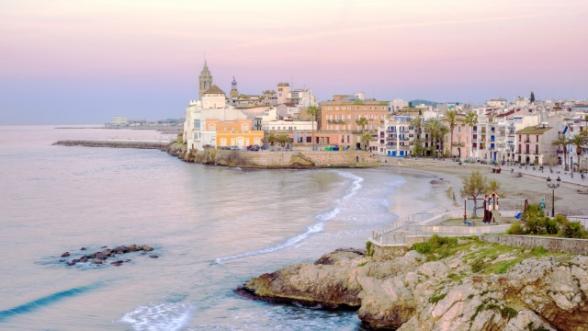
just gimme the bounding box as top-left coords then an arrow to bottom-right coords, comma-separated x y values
240,238 -> 588,330
59,244 -> 157,267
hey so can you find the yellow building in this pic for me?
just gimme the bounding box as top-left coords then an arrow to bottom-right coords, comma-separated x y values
205,119 -> 264,148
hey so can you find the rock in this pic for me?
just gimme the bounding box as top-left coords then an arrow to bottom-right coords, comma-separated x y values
80,247 -> 87,251
92,259 -> 103,264
149,254 -> 159,259
66,261 -> 76,266
61,252 -> 70,258
141,245 -> 154,252
241,240 -> 588,330
111,260 -> 124,267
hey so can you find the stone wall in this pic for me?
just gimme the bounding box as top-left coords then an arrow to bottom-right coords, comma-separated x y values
196,150 -> 379,168
481,234 -> 588,255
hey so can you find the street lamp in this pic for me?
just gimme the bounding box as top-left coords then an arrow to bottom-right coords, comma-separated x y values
546,176 -> 561,217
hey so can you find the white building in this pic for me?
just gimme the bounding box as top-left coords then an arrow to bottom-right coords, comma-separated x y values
290,88 -> 317,108
390,99 -> 409,112
378,115 -> 414,157
183,85 -> 248,151
486,98 -> 507,109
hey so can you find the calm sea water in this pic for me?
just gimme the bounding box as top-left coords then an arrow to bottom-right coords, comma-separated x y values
0,126 -> 427,331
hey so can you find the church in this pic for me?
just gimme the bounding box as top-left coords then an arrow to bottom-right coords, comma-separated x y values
182,62 -> 264,151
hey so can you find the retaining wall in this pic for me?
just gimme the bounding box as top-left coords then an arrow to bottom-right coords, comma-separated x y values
481,234 -> 588,255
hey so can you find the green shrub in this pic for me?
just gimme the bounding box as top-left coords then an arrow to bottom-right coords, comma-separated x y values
471,257 -> 485,273
365,241 -> 374,257
507,222 -> 525,235
511,209 -> 588,239
412,235 -> 458,260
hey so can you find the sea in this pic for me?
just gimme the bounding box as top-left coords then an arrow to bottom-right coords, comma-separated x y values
0,126 -> 427,331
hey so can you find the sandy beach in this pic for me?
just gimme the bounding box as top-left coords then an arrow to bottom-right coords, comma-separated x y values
380,158 -> 588,217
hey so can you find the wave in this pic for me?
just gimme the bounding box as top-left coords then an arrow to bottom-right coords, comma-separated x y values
0,283 -> 101,322
121,303 -> 193,331
214,171 -> 363,264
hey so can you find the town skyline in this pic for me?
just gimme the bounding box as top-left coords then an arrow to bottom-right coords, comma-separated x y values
2,0 -> 588,124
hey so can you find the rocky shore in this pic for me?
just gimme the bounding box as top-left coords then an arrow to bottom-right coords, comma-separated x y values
167,142 -> 379,169
240,238 -> 588,330
59,244 -> 158,267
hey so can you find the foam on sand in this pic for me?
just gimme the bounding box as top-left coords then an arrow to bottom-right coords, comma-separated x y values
214,171 -> 364,264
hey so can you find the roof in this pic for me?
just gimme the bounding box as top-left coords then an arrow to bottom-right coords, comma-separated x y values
202,85 -> 225,96
516,126 -> 551,135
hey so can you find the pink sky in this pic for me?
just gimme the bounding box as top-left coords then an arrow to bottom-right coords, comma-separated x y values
1,0 -> 587,123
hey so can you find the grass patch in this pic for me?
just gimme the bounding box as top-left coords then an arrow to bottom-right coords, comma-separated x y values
411,235 -> 461,261
429,291 -> 447,304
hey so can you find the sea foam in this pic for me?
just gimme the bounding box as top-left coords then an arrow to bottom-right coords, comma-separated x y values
214,171 -> 363,264
121,303 -> 193,331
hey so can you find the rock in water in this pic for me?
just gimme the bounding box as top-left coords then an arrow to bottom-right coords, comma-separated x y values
242,249 -> 365,309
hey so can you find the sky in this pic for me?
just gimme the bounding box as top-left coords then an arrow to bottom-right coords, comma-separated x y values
1,0 -> 587,124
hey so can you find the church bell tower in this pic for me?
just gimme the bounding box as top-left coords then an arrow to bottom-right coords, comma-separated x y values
199,61 -> 213,98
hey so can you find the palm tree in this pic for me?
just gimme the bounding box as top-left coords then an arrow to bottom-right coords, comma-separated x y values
571,134 -> 586,169
445,110 -> 458,157
424,119 -> 448,157
410,115 -> 424,156
552,135 -> 570,170
306,106 -> 319,151
356,117 -> 369,150
360,132 -> 372,151
356,117 -> 368,132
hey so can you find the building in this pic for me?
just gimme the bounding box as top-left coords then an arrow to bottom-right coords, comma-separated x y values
390,99 -> 409,112
319,96 -> 388,150
276,82 -> 291,104
184,67 -> 263,151
290,88 -> 317,108
379,115 -> 414,157
515,125 -> 558,166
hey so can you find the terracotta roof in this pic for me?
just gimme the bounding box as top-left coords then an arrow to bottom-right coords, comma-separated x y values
203,85 -> 225,95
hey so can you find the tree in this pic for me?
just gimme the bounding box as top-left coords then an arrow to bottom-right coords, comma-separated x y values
276,133 -> 290,148
355,117 -> 369,150
486,179 -> 502,196
552,135 -> 570,170
464,111 -> 478,128
445,110 -> 458,158
424,118 -> 448,157
410,115 -> 424,156
356,117 -> 368,132
461,171 -> 487,218
360,132 -> 372,151
530,91 -> 536,104
267,133 -> 277,146
306,106 -> 319,151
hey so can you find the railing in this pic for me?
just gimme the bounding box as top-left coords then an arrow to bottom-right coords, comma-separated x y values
370,211 -> 512,246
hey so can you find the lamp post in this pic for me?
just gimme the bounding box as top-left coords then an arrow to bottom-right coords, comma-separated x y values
546,176 -> 561,217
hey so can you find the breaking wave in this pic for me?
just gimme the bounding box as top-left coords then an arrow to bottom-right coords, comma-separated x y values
214,171 -> 363,264
121,303 -> 193,331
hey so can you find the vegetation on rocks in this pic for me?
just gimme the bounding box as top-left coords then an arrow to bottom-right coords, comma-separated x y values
241,237 -> 588,330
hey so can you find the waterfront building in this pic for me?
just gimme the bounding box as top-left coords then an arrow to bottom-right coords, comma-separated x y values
378,115 -> 414,157
319,95 -> 388,150
184,82 -> 263,151
514,125 -> 558,166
